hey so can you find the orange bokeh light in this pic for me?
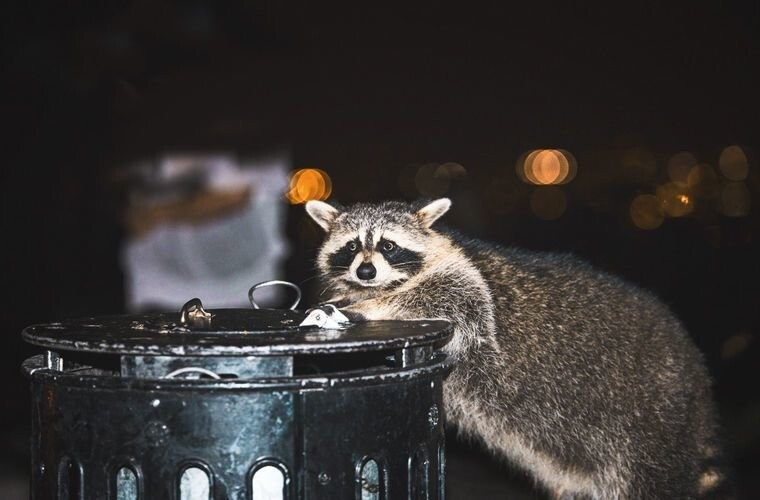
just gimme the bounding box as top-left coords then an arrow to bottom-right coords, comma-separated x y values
517,149 -> 576,185
285,168 -> 332,204
533,150 -> 563,184
656,182 -> 694,217
719,145 -> 749,181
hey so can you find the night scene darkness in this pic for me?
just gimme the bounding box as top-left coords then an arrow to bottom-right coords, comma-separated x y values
1,2 -> 758,499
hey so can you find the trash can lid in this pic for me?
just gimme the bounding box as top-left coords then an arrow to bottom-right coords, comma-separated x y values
21,308 -> 453,356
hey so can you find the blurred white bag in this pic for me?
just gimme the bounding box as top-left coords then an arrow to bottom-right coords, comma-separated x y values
122,153 -> 289,311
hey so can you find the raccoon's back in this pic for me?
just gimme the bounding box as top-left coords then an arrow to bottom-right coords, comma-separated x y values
452,237 -> 721,497
464,242 -> 710,391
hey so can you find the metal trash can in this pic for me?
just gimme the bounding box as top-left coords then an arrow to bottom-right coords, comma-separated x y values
21,293 -> 453,500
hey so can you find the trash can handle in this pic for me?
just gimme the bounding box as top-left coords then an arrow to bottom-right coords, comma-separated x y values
248,280 -> 302,310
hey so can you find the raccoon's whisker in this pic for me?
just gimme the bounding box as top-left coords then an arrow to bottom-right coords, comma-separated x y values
324,264 -> 350,270
300,269 -> 346,286
302,270 -> 334,281
299,274 -> 321,284
390,262 -> 422,269
318,283 -> 340,298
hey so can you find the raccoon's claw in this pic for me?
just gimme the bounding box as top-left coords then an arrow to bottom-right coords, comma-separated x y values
299,304 -> 351,328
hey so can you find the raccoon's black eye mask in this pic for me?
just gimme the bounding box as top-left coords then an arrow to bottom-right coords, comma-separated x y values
376,238 -> 397,254
327,238 -> 361,269
377,239 -> 423,274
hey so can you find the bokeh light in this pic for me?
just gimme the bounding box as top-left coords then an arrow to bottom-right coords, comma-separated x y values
516,150 -> 539,184
285,168 -> 332,204
531,150 -> 562,184
517,149 -> 576,185
719,145 -> 749,181
687,163 -> 720,199
666,151 -> 697,184
719,181 -> 751,217
530,186 -> 567,220
630,194 -> 664,230
656,182 -> 694,217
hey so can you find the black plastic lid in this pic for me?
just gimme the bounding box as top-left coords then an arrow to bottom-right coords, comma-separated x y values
21,308 -> 453,356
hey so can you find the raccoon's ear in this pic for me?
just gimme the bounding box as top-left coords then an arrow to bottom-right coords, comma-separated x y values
417,198 -> 451,228
305,200 -> 341,231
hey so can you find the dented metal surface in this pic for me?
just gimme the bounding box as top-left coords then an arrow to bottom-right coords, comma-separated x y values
22,308 -> 453,499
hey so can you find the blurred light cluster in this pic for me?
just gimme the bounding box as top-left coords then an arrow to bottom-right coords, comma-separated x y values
513,149 -> 577,220
630,145 -> 751,230
517,149 -> 577,185
285,168 -> 332,204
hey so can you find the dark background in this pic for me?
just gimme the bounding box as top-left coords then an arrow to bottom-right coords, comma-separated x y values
2,1 -> 758,498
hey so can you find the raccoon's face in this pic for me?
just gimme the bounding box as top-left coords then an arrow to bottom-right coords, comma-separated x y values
306,198 -> 451,293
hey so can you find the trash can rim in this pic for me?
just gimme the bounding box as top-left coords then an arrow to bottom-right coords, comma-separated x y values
21,308 -> 453,356
22,351 -> 454,389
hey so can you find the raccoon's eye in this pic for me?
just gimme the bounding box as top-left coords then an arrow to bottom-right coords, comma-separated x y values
348,241 -> 358,252
382,241 -> 395,252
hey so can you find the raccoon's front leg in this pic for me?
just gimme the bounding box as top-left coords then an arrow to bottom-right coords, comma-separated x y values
337,272 -> 498,359
339,298 -> 407,322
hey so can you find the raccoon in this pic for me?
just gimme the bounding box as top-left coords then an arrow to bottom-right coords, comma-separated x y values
305,198 -> 729,499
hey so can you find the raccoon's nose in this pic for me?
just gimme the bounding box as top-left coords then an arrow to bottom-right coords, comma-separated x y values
356,262 -> 377,280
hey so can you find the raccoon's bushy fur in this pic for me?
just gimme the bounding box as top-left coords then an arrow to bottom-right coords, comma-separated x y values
305,198 -> 729,499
